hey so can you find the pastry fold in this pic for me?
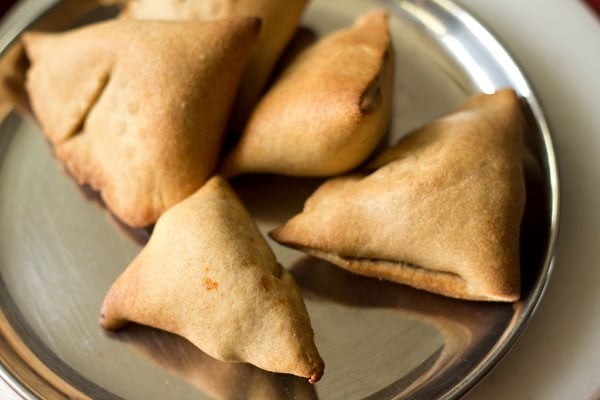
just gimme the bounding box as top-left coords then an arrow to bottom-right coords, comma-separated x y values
23,18 -> 260,227
220,10 -> 394,177
271,90 -> 526,302
123,0 -> 309,128
101,177 -> 324,382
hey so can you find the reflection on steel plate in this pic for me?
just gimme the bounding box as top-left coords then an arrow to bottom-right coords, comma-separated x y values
0,0 -> 558,399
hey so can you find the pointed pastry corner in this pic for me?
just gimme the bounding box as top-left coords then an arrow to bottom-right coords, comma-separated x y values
497,291 -> 520,303
268,225 -> 293,246
495,87 -> 519,101
202,174 -> 232,194
99,256 -> 142,332
353,9 -> 391,48
267,226 -> 281,241
356,9 -> 391,26
292,329 -> 325,383
99,176 -> 323,379
468,87 -> 521,113
469,88 -> 526,144
493,87 -> 519,103
347,8 -> 392,52
20,31 -> 36,49
21,31 -> 49,62
307,357 -> 325,384
495,88 -> 524,118
268,223 -> 307,252
99,286 -> 127,331
21,30 -> 63,63
460,268 -> 520,302
21,30 -> 42,47
477,288 -> 520,303
478,271 -> 521,302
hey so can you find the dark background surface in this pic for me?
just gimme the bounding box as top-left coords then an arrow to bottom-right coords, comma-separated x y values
588,0 -> 600,15
1,0 -> 600,20
0,1 -> 17,19
0,1 -> 15,19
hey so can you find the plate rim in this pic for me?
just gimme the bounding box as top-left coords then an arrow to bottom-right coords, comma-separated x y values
0,0 -> 561,399
387,2 -> 560,398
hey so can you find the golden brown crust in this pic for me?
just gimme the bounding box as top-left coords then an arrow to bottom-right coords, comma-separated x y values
220,10 -> 394,178
101,176 -> 324,381
22,31 -> 113,145
271,89 -> 525,302
123,0 -> 309,129
23,18 -> 260,227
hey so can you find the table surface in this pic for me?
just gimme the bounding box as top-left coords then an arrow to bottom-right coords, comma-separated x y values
0,1 -> 599,399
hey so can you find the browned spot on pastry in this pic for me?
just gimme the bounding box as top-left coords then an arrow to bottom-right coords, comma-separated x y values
260,276 -> 271,292
202,277 -> 218,291
100,177 -> 324,381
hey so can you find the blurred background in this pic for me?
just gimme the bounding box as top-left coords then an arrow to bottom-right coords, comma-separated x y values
2,0 -> 600,20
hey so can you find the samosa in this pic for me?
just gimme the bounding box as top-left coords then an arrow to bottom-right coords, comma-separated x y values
220,10 -> 394,178
122,0 -> 309,128
23,18 -> 260,227
101,176 -> 324,382
271,90 -> 526,302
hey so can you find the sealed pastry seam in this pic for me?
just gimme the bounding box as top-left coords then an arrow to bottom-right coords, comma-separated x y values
68,69 -> 112,141
270,90 -> 525,302
269,235 -> 481,296
273,240 -> 517,302
357,12 -> 391,115
22,32 -> 115,145
23,18 -> 262,227
338,255 -> 464,282
358,48 -> 389,114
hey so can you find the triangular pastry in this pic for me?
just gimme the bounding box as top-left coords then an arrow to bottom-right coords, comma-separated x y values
220,10 -> 394,178
123,0 -> 309,129
271,90 -> 526,302
101,176 -> 324,382
23,18 -> 260,227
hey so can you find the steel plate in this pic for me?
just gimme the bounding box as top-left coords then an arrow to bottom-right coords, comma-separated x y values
0,0 -> 559,399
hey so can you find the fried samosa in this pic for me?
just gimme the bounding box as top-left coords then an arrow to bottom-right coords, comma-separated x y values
271,90 -> 526,302
123,0 -> 309,129
220,10 -> 394,178
101,176 -> 324,382
23,18 -> 260,227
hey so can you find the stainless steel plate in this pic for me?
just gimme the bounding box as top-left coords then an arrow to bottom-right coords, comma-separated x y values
0,0 -> 559,399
